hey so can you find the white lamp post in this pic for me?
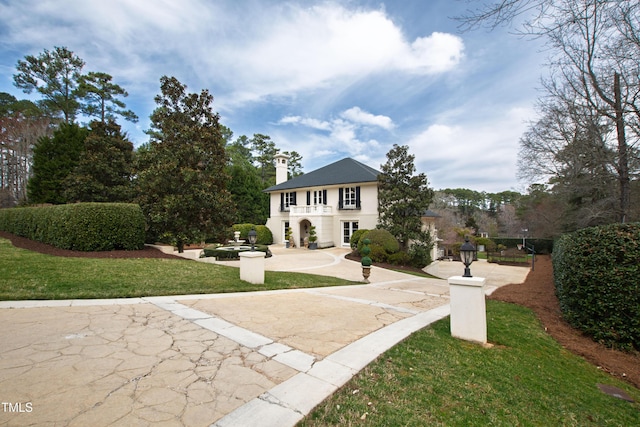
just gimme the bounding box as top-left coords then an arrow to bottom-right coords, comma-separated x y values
239,228 -> 265,284
448,236 -> 487,344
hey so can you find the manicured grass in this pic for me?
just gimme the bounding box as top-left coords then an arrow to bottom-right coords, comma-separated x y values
299,300 -> 640,426
0,238 -> 358,300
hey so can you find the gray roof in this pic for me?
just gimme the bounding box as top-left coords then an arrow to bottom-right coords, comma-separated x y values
264,157 -> 380,192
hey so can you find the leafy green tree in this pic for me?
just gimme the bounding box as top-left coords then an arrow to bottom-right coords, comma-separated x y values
378,144 -> 434,251
63,120 -> 134,202
13,46 -> 85,124
227,160 -> 269,224
28,123 -> 88,203
135,76 -> 235,252
222,129 -> 268,223
78,72 -> 138,123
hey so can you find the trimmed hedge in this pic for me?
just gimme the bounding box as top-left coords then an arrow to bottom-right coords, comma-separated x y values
349,229 -> 369,250
0,203 -> 146,251
230,224 -> 273,245
491,237 -> 554,254
356,229 -> 399,263
202,244 -> 271,260
553,223 -> 640,351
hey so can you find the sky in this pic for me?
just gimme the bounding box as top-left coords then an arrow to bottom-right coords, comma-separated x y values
0,0 -> 547,193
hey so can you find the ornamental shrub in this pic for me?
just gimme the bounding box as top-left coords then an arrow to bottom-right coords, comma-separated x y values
408,241 -> 432,268
553,223 -> 640,351
350,229 -> 369,250
231,223 -> 273,245
0,203 -> 145,251
203,244 -> 270,259
357,229 -> 400,263
388,251 -> 411,266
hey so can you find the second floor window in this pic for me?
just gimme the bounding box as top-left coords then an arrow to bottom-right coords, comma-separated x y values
314,190 -> 324,205
280,191 -> 296,211
343,187 -> 357,207
339,186 -> 360,209
285,192 -> 295,207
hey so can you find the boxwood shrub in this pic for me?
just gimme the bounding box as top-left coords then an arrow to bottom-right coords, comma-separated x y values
553,223 -> 640,351
356,229 -> 400,263
0,203 -> 146,251
230,224 -> 273,245
349,229 -> 369,250
202,244 -> 271,259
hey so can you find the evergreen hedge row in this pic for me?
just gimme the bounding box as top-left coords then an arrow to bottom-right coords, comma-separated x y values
552,223 -> 640,351
0,203 -> 146,251
231,224 -> 273,245
491,237 -> 554,254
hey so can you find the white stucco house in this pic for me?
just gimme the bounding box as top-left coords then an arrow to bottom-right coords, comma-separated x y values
264,154 -> 440,261
264,155 -> 379,249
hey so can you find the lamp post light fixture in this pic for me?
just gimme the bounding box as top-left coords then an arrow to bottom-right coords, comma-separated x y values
247,228 -> 258,251
517,241 -> 535,271
459,237 -> 476,278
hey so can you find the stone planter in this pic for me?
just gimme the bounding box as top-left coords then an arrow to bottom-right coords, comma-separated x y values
362,266 -> 371,282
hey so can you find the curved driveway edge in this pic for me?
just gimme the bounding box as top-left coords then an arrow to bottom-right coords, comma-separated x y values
0,247 -> 530,426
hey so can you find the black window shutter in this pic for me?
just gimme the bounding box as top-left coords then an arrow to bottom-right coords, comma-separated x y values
280,193 -> 284,211
338,188 -> 344,209
356,186 -> 361,208
292,192 -> 297,205
323,189 -> 327,205
307,191 -> 311,205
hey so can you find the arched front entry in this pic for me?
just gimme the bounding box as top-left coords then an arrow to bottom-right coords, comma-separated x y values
299,219 -> 311,247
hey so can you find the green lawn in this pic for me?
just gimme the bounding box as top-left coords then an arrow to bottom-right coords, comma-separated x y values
299,300 -> 640,426
0,238 -> 357,300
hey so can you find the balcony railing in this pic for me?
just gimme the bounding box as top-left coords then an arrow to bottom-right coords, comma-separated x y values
291,205 -> 333,215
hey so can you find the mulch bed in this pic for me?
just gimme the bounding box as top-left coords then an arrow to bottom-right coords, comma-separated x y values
490,255 -> 640,389
2,231 -> 638,389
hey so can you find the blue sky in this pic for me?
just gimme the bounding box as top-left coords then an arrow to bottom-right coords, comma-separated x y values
0,0 -> 546,193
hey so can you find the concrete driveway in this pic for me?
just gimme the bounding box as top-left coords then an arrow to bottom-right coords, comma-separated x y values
0,246 -> 530,427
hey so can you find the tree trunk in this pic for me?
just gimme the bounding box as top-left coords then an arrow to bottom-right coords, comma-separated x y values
614,72 -> 630,223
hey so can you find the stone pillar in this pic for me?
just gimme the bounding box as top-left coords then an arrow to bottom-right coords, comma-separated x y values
239,251 -> 266,285
448,276 -> 487,344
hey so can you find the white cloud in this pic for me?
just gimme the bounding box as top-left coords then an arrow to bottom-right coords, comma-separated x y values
215,3 -> 465,103
406,106 -> 534,191
279,116 -> 332,131
403,32 -> 465,74
341,107 -> 394,130
2,1 -> 465,107
277,107 -> 391,162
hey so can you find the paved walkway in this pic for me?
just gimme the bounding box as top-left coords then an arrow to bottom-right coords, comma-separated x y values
0,246 -> 530,427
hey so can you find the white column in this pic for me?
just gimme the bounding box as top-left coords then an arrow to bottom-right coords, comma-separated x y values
239,251 -> 266,285
448,276 -> 487,344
